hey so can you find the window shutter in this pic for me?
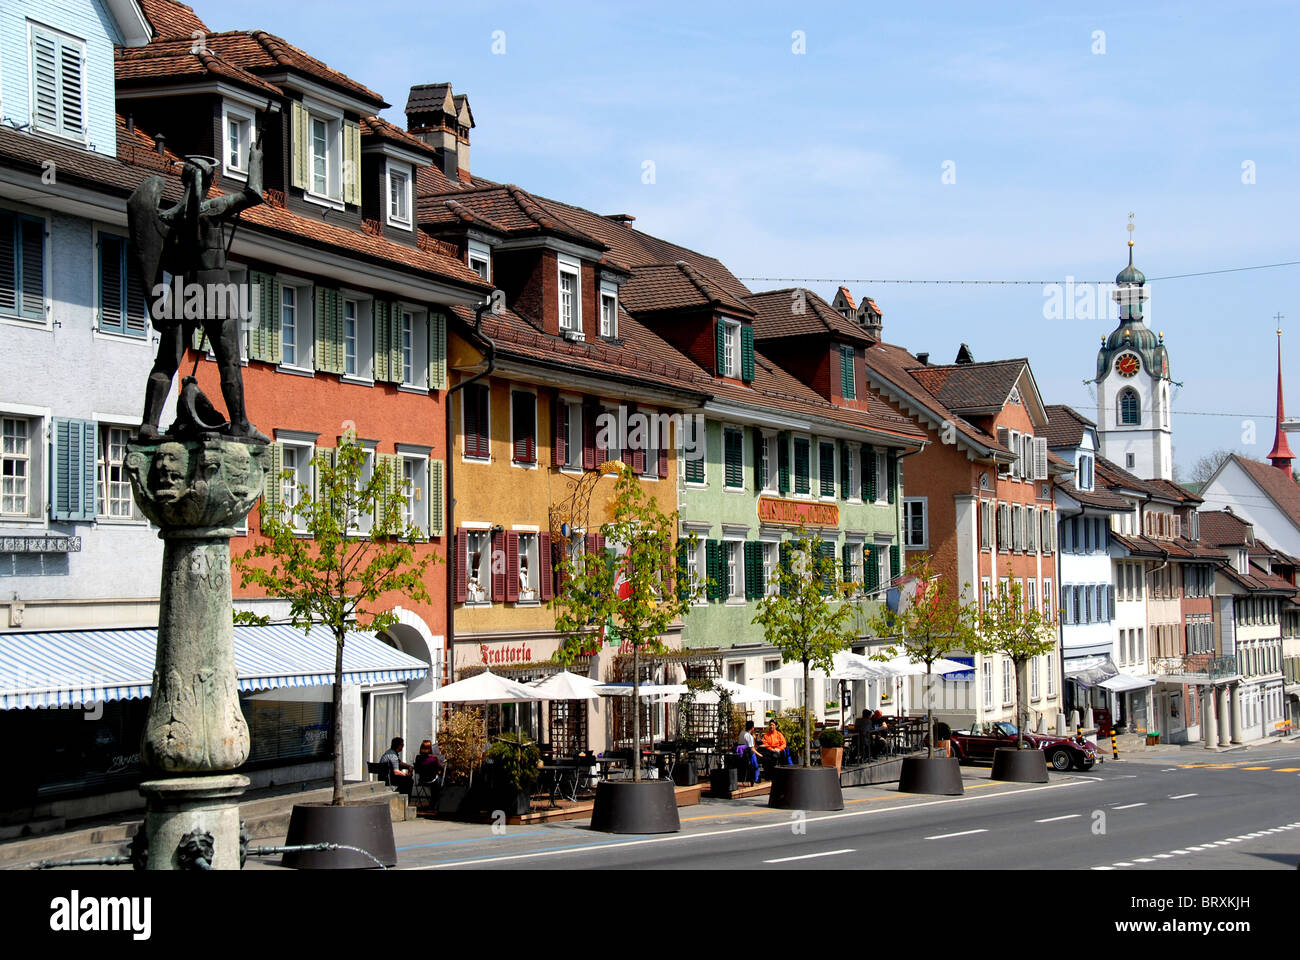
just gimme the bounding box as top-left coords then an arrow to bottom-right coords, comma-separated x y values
1034,437 -> 1049,480
0,211 -> 16,314
290,100 -> 309,190
630,406 -> 646,474
491,530 -> 507,601
865,545 -> 879,591
677,540 -> 690,601
657,431 -> 668,478
777,432 -> 790,493
716,320 -> 727,377
250,271 -> 281,363
706,540 -> 721,601
18,215 -> 44,320
862,445 -> 874,501
820,540 -> 836,595
841,543 -> 853,587
979,500 -> 990,550
553,398 -> 568,467
1026,507 -> 1037,552
889,545 -> 901,584
343,120 -> 362,206
539,532 -> 554,601
744,541 -> 761,600
99,234 -> 123,334
314,287 -> 336,373
428,460 -> 444,537
59,39 -> 84,138
373,300 -> 391,381
724,429 -> 741,487
31,31 -> 59,132
840,441 -> 849,500
886,452 -> 897,504
719,543 -> 732,598
454,529 -> 468,602
125,241 -> 147,336
740,325 -> 755,381
752,431 -> 764,493
261,442 -> 284,525
51,418 -> 96,522
582,400 -> 598,470
1107,584 -> 1115,620
428,310 -> 447,390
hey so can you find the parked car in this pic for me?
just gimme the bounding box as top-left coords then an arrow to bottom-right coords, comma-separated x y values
949,722 -> 1099,771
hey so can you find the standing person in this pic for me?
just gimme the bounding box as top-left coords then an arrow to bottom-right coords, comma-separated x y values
379,737 -> 414,794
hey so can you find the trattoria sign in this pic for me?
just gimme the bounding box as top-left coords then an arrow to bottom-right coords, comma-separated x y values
757,497 -> 839,527
479,643 -> 533,666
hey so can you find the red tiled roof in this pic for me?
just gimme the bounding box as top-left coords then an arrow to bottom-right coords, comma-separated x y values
1225,455 -> 1300,530
360,115 -> 436,158
416,164 -> 467,197
1197,510 -> 1255,549
746,287 -> 876,344
136,0 -> 208,38
117,31 -> 387,107
1057,482 -> 1131,511
418,184 -> 603,248
835,286 -> 856,311
1043,404 -> 1094,448
1145,477 -> 1203,505
908,359 -> 1029,413
620,262 -> 754,318
116,44 -> 283,97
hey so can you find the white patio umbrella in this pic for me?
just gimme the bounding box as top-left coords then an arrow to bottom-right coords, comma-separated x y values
593,682 -> 689,696
429,669 -> 542,704
715,679 -> 784,705
528,670 -> 604,701
875,655 -> 970,677
758,650 -> 891,682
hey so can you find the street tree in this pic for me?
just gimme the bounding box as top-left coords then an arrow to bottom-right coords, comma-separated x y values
234,439 -> 434,804
552,462 -> 698,781
971,579 -> 1058,749
866,556 -> 980,759
751,527 -> 856,767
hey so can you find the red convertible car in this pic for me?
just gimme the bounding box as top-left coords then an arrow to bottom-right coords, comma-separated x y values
949,722 -> 1099,771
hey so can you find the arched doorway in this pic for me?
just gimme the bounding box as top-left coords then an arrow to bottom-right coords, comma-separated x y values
376,607 -> 443,762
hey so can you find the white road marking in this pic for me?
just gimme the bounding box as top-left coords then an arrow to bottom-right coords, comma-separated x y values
1035,814 -> 1082,823
764,848 -> 854,864
925,829 -> 988,840
1168,793 -> 1197,800
1171,849 -> 1190,854
1113,802 -> 1147,810
1113,861 -> 1134,867
1092,866 -> 1115,870
1153,853 -> 1174,859
1133,857 -> 1156,863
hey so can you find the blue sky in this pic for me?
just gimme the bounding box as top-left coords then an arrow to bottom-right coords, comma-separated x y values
204,1 -> 1300,477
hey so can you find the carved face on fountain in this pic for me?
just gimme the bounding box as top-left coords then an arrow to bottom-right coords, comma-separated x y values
150,444 -> 189,507
221,443 -> 255,503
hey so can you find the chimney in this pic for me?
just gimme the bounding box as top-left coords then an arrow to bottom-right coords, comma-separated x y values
405,84 -> 473,182
605,214 -> 636,224
154,132 -> 167,156
916,352 -> 929,365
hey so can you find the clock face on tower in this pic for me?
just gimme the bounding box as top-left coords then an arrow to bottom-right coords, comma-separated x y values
1115,353 -> 1141,378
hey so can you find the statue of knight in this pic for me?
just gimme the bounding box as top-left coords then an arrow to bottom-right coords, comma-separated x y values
128,121 -> 269,443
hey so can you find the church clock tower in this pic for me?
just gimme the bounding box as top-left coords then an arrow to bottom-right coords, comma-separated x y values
1094,237 -> 1173,479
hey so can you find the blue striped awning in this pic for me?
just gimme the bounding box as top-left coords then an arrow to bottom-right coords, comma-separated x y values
0,625 -> 428,709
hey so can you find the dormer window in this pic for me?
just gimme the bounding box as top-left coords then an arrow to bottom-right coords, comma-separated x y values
1077,454 -> 1094,491
468,240 -> 491,282
720,319 -> 741,378
386,163 -> 412,228
310,114 -> 340,198
558,255 -> 581,335
223,103 -> 255,179
600,282 -> 619,339
292,99 -> 358,207
29,22 -> 86,143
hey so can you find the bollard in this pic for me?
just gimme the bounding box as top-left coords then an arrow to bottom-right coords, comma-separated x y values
1111,732 -> 1119,760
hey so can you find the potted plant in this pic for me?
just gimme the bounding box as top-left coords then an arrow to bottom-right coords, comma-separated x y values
933,720 -> 952,758
486,732 -> 541,816
436,708 -> 487,815
818,728 -> 844,772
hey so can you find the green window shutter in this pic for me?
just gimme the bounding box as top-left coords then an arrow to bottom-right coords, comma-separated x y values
343,120 -> 362,206
865,546 -> 879,591
262,442 -> 284,524
314,287 -> 332,373
842,543 -> 854,588
794,439 -> 809,495
314,446 -> 335,515
743,541 -> 760,600
677,540 -> 690,601
706,540 -> 721,601
886,452 -> 897,504
429,310 -> 447,390
841,345 -> 856,399
779,540 -> 793,597
752,430 -> 764,493
839,441 -> 849,500
428,459 -> 444,537
890,545 -> 901,582
684,419 -> 705,484
719,542 -> 731,598
374,300 -> 393,382
819,443 -> 835,497
864,446 -> 877,502
777,432 -> 790,493
250,271 -> 281,363
51,418 -> 96,522
290,100 -> 309,190
741,325 -> 755,382
715,320 -> 727,377
724,428 -> 742,487
820,540 -> 836,596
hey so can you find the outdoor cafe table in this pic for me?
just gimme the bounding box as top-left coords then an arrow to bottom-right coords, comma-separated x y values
538,762 -> 581,807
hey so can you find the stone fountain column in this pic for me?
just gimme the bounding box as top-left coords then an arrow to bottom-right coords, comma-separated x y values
126,437 -> 269,870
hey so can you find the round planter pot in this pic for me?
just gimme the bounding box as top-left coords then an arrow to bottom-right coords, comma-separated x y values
589,779 -> 680,834
990,747 -> 1049,783
281,801 -> 397,869
768,765 -> 843,811
898,756 -> 964,796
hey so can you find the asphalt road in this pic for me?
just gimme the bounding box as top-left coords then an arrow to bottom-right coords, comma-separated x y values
394,742 -> 1300,871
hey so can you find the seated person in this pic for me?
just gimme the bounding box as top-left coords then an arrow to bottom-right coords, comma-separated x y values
758,720 -> 788,774
379,736 -> 414,795
868,710 -> 890,756
413,739 -> 443,782
736,720 -> 761,783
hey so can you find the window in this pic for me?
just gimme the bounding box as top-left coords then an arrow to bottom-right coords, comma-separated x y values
600,282 -> 618,338
29,23 -> 86,142
0,209 -> 46,322
280,283 -> 312,369
517,533 -> 540,602
386,163 -> 412,227
903,498 -> 927,548
96,231 -> 147,337
762,541 -> 779,596
223,103 -> 254,178
558,256 -> 581,333
981,577 -> 992,611
1002,659 -> 1013,705
1117,388 -> 1140,425
756,433 -> 773,492
555,399 -> 584,470
1012,504 -> 1024,552
463,383 -> 490,460
683,418 -> 705,484
1078,454 -> 1094,491
465,529 -> 492,603
96,426 -> 136,519
793,438 -> 811,495
846,444 -> 859,500
980,500 -> 993,551
1,417 -> 33,516
727,541 -> 743,600
468,241 -> 491,282
819,442 -> 835,497
1042,578 -> 1052,619
511,390 -> 537,465
764,658 -> 782,701
1030,658 -> 1040,700
342,297 -> 375,379
1047,654 -> 1055,696
840,344 -> 856,399
982,661 -> 993,709
280,443 -> 314,531
720,319 -> 741,377
307,110 -> 342,201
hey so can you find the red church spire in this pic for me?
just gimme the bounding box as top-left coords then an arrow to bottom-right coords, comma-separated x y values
1267,327 -> 1294,472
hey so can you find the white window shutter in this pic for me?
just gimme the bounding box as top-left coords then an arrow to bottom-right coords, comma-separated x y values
1034,437 -> 1049,480
31,30 -> 59,133
996,426 -> 1010,473
59,39 -> 85,138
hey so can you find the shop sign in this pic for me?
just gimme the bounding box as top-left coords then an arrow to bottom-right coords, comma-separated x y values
480,642 -> 533,666
756,497 -> 839,527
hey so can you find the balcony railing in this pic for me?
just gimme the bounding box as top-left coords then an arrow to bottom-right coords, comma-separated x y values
1150,655 -> 1238,681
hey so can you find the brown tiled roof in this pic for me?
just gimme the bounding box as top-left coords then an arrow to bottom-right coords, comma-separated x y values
137,0 -> 208,38
1198,510 -> 1255,549
418,184 -> 603,248
406,83 -> 455,115
1221,559 -> 1298,595
360,116 -> 436,158
1043,404 -> 1094,448
416,164 -> 466,197
1224,455 -> 1300,530
115,44 -> 284,97
908,359 -> 1028,413
1145,478 -> 1203,505
1094,455 -> 1166,499
118,32 -> 387,107
746,287 -> 876,344
1057,482 -> 1131,511
620,262 -> 754,318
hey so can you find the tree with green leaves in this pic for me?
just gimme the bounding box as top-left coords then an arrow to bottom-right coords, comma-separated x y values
971,579 -> 1058,749
867,556 -> 980,759
751,527 -> 856,767
551,463 -> 699,781
234,439 -> 434,805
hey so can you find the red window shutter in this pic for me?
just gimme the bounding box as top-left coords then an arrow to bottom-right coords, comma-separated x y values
630,406 -> 645,474
455,528 -> 468,603
505,531 -> 521,602
583,401 -> 597,469
594,534 -> 606,553
657,435 -> 668,478
540,533 -> 554,600
491,530 -> 506,601
554,397 -> 567,467
585,533 -> 598,555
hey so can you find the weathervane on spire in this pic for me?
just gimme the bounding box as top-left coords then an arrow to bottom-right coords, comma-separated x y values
1126,213 -> 1135,255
